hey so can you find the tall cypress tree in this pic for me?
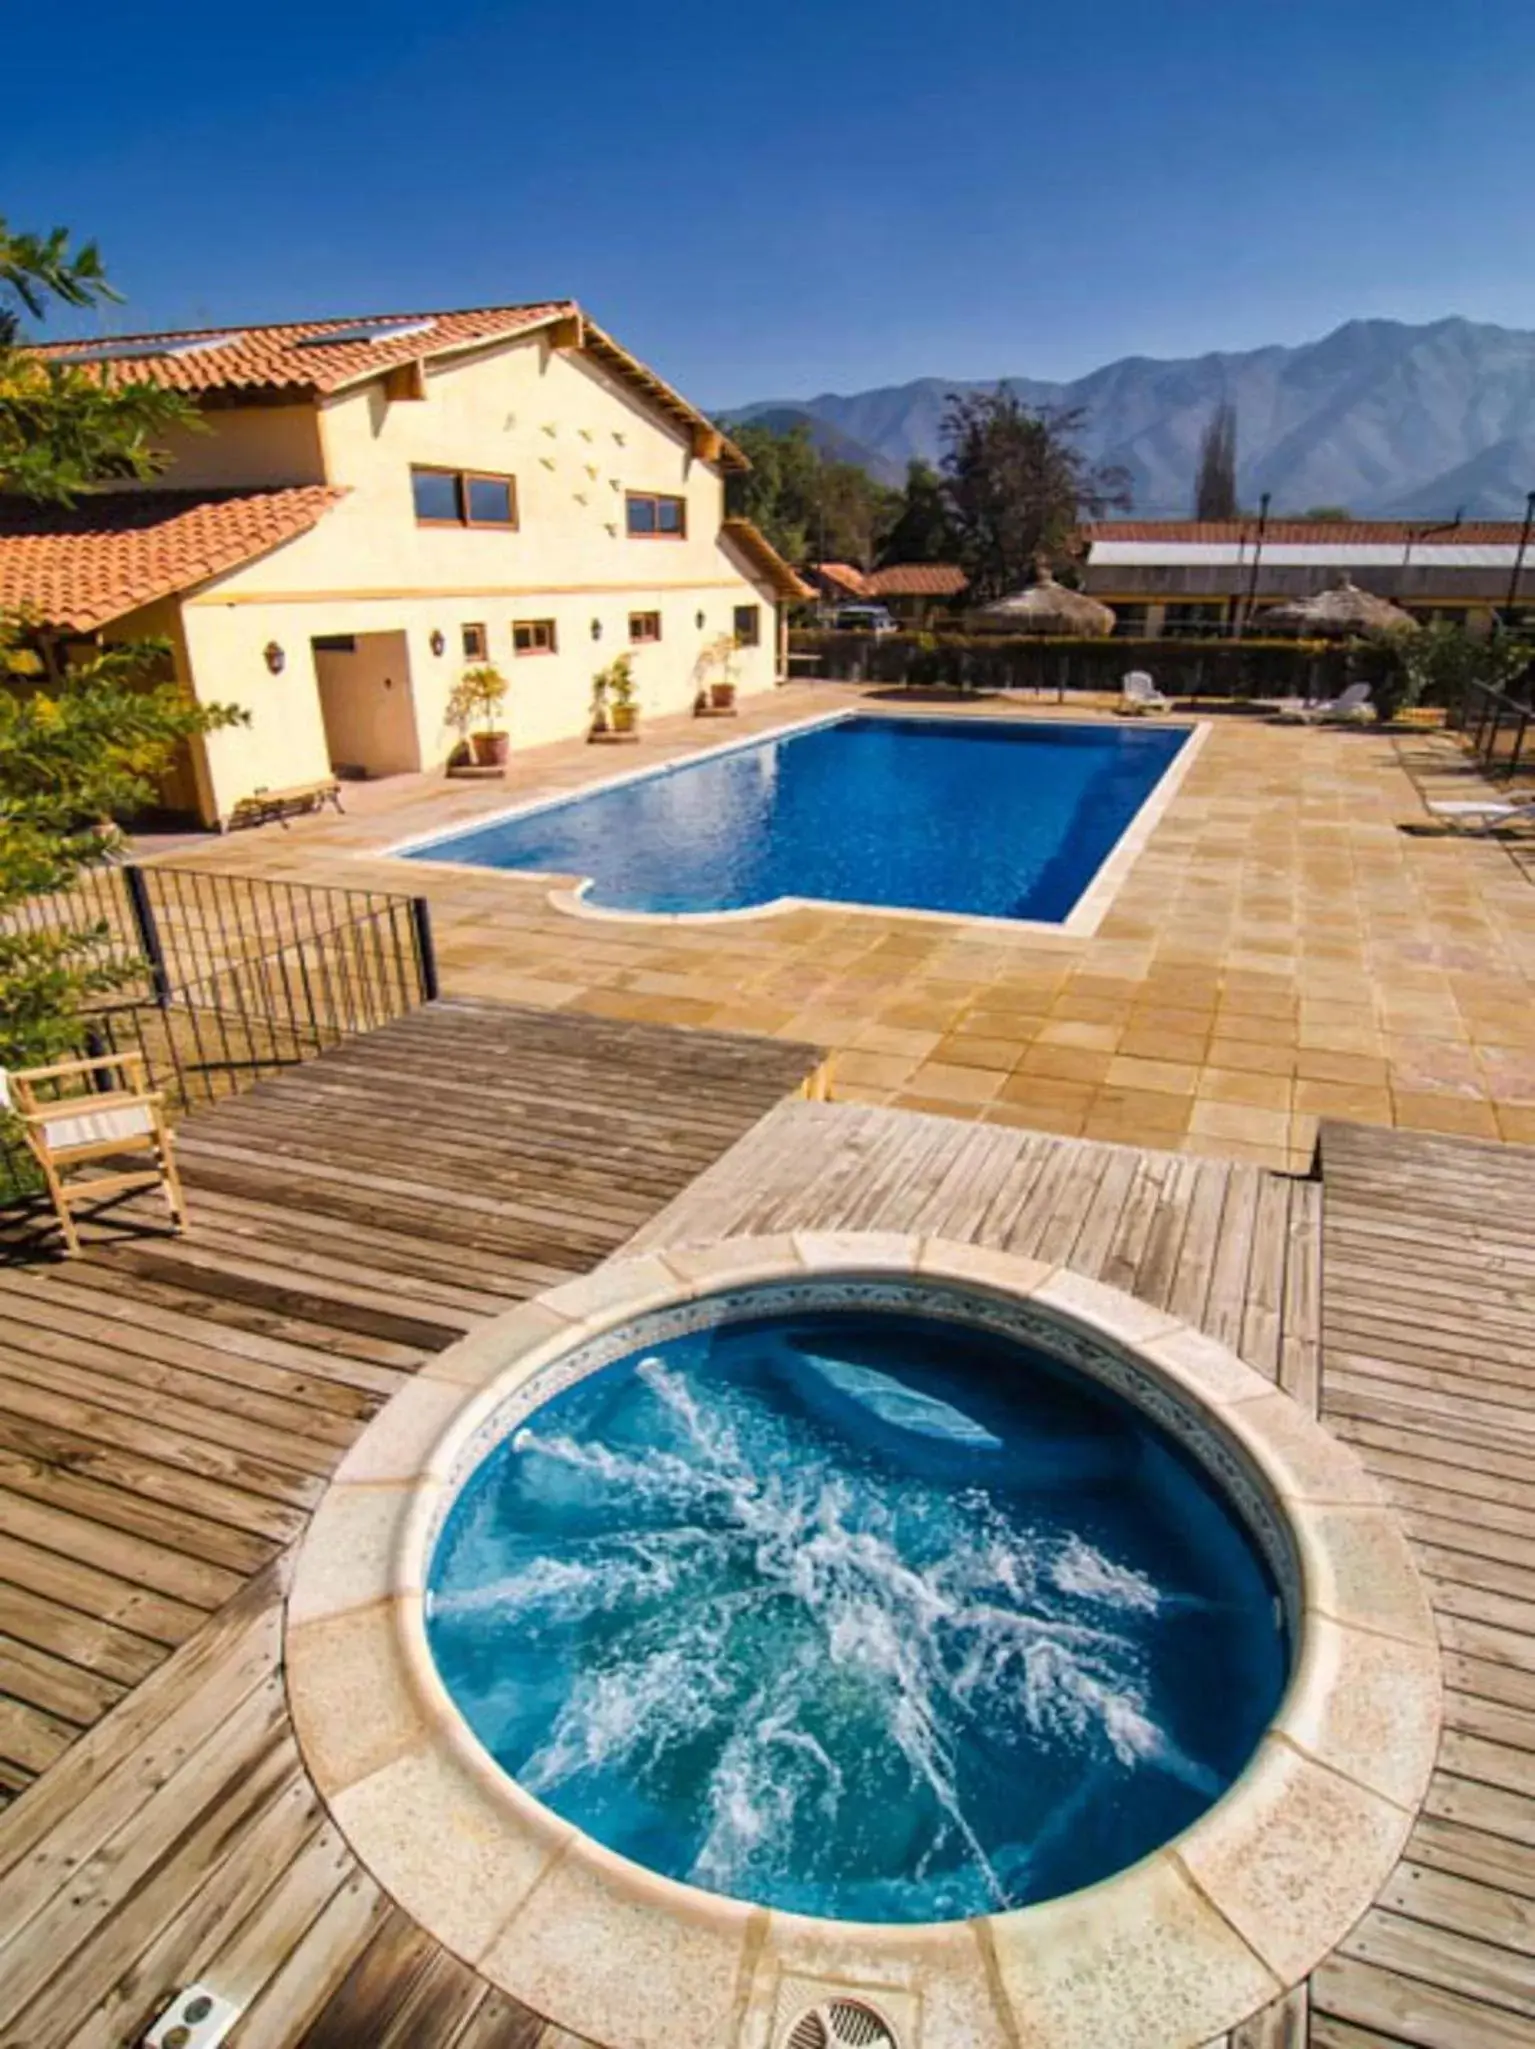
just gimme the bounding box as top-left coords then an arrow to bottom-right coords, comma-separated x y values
1194,402 -> 1239,520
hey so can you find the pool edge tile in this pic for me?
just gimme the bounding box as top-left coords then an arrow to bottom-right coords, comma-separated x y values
986,1848 -> 1283,2049
1175,1734 -> 1417,1988
477,1831 -> 756,2049
1277,1611 -> 1443,1811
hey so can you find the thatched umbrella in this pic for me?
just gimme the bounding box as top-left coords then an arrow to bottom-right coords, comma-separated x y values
1258,573 -> 1417,640
973,562 -> 1115,637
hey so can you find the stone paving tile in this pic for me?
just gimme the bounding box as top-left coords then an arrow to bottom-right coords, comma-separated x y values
143,684 -> 1535,1169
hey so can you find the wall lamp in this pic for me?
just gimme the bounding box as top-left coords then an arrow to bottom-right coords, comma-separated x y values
263,641 -> 286,675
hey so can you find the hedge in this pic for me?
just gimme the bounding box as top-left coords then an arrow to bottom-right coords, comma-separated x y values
789,631 -> 1345,701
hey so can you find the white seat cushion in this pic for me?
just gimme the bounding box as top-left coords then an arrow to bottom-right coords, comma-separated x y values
41,1102 -> 156,1152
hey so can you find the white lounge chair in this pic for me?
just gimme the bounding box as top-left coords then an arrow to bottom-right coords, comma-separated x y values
1425,796 -> 1535,835
1274,682 -> 1374,725
1118,671 -> 1171,716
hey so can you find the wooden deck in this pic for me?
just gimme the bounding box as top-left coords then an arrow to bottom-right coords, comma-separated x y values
1307,1120 -> 1535,2049
0,996 -> 822,1804
1,1080 -> 1532,2047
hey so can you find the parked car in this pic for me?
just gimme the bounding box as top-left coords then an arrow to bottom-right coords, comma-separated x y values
830,604 -> 898,634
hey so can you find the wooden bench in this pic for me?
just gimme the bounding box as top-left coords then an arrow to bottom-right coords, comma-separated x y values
222,779 -> 343,831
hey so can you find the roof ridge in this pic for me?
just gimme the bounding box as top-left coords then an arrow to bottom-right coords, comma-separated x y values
34,300 -> 580,351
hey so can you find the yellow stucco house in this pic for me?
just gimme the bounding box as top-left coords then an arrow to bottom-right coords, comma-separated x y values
0,302 -> 809,825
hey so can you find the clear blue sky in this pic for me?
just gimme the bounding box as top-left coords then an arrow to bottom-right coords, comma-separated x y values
5,0 -> 1532,406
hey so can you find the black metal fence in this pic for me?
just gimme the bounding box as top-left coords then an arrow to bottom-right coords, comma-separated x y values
789,629 -> 1343,702
2,862 -> 438,1201
1460,680 -> 1535,778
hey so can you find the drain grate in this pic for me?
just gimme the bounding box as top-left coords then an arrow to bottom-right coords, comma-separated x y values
783,1997 -> 900,2049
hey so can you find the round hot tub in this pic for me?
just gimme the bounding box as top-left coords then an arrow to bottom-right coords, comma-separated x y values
426,1290 -> 1287,1922
286,1236 -> 1442,2049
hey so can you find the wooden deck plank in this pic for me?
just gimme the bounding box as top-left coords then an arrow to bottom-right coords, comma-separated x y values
10,1092 -> 1535,2047
0,998 -> 820,1811
1316,1119 -> 1535,2049
0,998 -> 819,2036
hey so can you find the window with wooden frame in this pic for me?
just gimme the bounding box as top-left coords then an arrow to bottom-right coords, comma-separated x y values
732,604 -> 761,647
464,472 -> 517,527
411,467 -> 462,524
410,467 -> 518,529
629,611 -> 662,644
461,622 -> 487,660
625,491 -> 686,539
513,618 -> 558,655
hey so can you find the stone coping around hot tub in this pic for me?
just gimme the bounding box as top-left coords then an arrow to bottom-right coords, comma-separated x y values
284,1235 -> 1443,2049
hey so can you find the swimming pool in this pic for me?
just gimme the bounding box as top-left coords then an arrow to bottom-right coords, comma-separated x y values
399,712 -> 1195,924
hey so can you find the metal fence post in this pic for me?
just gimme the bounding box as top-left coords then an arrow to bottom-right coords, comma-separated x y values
410,897 -> 440,1002
122,865 -> 172,1007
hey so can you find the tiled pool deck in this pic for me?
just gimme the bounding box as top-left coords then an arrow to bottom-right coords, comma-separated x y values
155,685 -> 1535,1174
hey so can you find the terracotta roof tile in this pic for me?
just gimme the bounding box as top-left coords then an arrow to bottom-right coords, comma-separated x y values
810,562 -> 873,598
1083,518 -> 1533,546
0,486 -> 344,631
865,562 -> 968,596
31,303 -> 577,399
27,305 -> 748,473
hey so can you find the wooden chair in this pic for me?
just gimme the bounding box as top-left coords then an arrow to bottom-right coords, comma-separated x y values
4,1051 -> 187,1256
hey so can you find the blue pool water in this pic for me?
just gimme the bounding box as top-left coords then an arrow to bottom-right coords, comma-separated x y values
403,714 -> 1189,921
426,1306 -> 1287,1921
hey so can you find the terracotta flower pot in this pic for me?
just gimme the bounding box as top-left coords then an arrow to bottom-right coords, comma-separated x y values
471,731 -> 510,766
709,682 -> 737,711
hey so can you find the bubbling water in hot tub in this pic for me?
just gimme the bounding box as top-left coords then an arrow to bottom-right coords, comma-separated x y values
426,1307 -> 1286,1922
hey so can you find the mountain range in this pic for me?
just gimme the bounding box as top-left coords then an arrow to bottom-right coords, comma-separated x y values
728,318 -> 1535,517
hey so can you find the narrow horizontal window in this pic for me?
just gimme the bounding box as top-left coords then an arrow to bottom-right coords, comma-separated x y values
732,604 -> 761,647
411,467 -> 518,528
461,622 -> 487,660
411,467 -> 462,523
626,491 -> 686,539
629,611 -> 662,643
513,618 -> 558,655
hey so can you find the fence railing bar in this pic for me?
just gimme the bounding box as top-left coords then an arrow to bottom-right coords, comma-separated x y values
3,861 -> 436,1203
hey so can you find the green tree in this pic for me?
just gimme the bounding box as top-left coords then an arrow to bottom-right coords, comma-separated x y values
878,459 -> 959,566
1393,619 -> 1532,715
1193,402 -> 1238,520
1,219 -> 242,1072
727,419 -> 899,569
729,420 -> 820,563
0,216 -> 200,503
940,389 -> 1132,604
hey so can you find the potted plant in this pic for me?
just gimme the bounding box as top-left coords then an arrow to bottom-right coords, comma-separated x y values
445,664 -> 510,766
589,663 -> 612,737
705,632 -> 739,712
592,653 -> 638,736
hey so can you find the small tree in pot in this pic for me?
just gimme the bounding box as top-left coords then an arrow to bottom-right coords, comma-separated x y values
445,664 -> 510,766
591,653 -> 638,737
702,632 -> 739,711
